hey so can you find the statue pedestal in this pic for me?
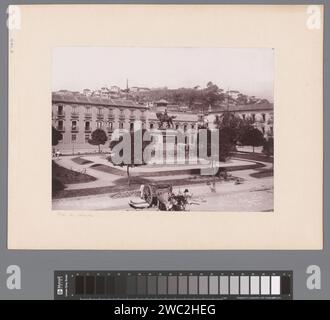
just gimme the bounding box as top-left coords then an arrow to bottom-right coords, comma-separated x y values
149,129 -> 195,165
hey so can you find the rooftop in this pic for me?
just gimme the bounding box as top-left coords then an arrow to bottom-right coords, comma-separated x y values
52,92 -> 147,109
209,102 -> 273,113
155,99 -> 169,105
148,112 -> 198,122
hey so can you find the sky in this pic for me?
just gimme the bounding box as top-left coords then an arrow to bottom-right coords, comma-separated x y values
53,47 -> 274,101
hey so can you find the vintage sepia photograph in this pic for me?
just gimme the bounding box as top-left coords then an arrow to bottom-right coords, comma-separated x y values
51,47 -> 274,212
8,4 -> 323,250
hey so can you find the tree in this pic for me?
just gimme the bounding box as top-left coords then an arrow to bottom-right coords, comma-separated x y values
240,126 -> 265,153
213,111 -> 255,150
109,129 -> 151,186
196,127 -> 233,192
262,137 -> 274,156
215,112 -> 241,140
52,126 -> 63,146
88,128 -> 107,153
259,99 -> 270,104
203,82 -> 225,108
237,93 -> 248,105
197,127 -> 233,163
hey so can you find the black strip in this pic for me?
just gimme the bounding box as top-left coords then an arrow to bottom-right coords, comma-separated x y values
281,276 -> 291,295
106,276 -> 116,296
96,276 -> 105,295
115,276 -> 126,297
85,276 -> 95,295
127,276 -> 137,296
75,276 -> 84,295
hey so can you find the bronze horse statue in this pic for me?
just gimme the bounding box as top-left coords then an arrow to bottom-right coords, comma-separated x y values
156,112 -> 177,128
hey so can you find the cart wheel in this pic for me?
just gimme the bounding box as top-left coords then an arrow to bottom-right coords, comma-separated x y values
143,185 -> 153,206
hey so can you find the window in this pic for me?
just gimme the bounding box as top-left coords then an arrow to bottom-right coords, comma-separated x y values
150,123 -> 154,129
184,125 -> 187,131
252,114 -> 256,122
85,121 -> 90,131
97,122 -> 102,129
242,114 -> 246,120
130,122 -> 134,131
58,120 -> 64,131
119,122 -> 124,129
72,121 -> 77,130
97,107 -> 103,115
262,114 -> 266,122
108,122 -> 113,130
85,134 -> 90,142
58,105 -> 63,115
191,124 -> 195,129
176,124 -> 179,130
72,134 -> 77,143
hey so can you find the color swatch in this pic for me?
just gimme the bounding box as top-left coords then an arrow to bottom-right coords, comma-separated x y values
54,271 -> 293,300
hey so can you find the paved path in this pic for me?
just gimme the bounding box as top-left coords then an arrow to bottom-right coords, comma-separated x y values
55,154 -> 273,191
54,157 -> 117,189
53,175 -> 273,211
82,155 -> 254,172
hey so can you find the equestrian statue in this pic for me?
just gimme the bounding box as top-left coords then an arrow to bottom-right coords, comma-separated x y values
155,110 -> 177,129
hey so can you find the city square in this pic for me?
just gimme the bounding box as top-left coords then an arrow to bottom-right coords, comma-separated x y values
52,47 -> 274,212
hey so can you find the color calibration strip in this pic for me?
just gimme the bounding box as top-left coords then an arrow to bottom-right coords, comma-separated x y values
54,271 -> 292,300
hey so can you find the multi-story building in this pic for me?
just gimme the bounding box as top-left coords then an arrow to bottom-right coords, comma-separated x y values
52,91 -> 273,153
109,85 -> 121,94
82,88 -> 92,96
100,87 -> 110,98
52,92 -> 148,152
207,102 -> 274,139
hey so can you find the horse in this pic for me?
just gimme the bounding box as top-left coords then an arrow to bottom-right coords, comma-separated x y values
156,112 -> 177,128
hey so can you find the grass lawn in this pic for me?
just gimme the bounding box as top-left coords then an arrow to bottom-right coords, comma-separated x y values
250,169 -> 274,179
232,151 -> 273,163
90,163 -> 127,176
52,161 -> 97,184
71,157 -> 94,165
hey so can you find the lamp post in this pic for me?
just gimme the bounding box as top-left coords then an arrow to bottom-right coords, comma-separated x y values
72,137 -> 75,155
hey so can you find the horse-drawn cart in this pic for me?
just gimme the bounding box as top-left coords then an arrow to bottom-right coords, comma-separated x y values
129,183 -> 188,211
142,183 -> 173,207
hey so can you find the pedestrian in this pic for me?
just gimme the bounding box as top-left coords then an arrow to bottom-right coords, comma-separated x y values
183,189 -> 192,210
157,191 -> 171,211
140,184 -> 145,199
183,189 -> 192,201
